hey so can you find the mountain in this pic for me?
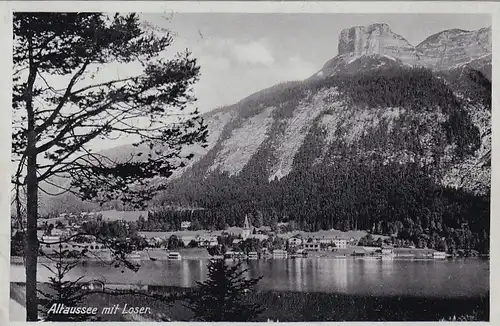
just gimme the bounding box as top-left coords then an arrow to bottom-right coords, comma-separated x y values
173,66 -> 490,194
314,23 -> 491,78
315,23 -> 420,77
416,27 -> 491,70
38,23 -> 491,252
169,24 -> 491,192
88,24 -> 491,190
463,54 -> 492,80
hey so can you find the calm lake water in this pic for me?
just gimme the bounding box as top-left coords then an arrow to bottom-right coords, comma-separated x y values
11,258 -> 489,298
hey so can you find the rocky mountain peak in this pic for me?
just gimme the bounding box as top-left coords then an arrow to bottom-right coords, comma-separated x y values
315,23 -> 491,79
337,23 -> 415,59
417,26 -> 491,48
416,25 -> 491,70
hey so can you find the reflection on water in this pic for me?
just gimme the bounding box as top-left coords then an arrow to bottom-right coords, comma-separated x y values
333,259 -> 348,291
10,258 -> 489,298
181,261 -> 190,288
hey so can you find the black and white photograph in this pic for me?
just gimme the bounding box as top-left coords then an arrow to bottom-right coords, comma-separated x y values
7,1 -> 494,323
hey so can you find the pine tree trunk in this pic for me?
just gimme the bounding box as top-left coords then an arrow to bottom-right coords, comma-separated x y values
25,127 -> 39,321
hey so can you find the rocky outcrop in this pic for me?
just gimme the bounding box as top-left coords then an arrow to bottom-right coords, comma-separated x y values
316,23 -> 491,78
466,54 -> 492,80
337,23 -> 420,65
315,54 -> 405,78
416,27 -> 491,70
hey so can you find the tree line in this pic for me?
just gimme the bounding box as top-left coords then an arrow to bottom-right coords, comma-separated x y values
150,63 -> 490,255
148,160 -> 489,254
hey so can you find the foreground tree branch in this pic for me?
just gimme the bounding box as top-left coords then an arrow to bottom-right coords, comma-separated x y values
12,12 -> 207,321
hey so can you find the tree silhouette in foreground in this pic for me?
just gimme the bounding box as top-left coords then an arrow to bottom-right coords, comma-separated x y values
12,12 -> 207,320
184,259 -> 264,321
37,244 -> 100,321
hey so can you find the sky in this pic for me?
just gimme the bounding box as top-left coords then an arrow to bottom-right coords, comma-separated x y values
142,13 -> 491,113
15,13 -> 491,155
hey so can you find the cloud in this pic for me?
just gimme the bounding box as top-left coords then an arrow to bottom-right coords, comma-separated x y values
288,56 -> 306,65
198,55 -> 232,71
203,38 -> 276,66
187,38 -> 319,112
231,41 -> 275,65
193,54 -> 318,113
279,56 -> 318,80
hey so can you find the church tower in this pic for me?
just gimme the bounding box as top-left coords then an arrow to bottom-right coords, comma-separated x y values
242,215 -> 251,240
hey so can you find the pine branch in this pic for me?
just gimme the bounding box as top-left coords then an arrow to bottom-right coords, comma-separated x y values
35,58 -> 91,134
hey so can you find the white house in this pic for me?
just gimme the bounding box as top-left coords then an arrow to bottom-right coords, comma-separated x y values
196,235 -> 218,247
381,247 -> 394,255
181,221 -> 192,230
318,237 -> 331,244
272,249 -> 288,258
332,238 -> 347,249
312,237 -> 347,249
303,242 -> 321,251
41,235 -> 61,243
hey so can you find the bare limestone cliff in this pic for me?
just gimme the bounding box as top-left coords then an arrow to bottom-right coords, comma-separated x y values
416,27 -> 491,70
338,23 -> 420,64
316,23 -> 491,78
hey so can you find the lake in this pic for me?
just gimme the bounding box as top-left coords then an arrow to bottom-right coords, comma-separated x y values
10,258 -> 489,298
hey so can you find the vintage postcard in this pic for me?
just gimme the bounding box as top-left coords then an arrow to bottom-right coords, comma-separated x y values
2,1 -> 497,324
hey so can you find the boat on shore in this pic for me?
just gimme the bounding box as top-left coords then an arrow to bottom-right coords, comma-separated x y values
272,250 -> 288,259
362,255 -> 382,260
167,252 -> 182,260
248,252 -> 259,260
433,251 -> 447,259
224,251 -> 246,260
126,251 -> 142,260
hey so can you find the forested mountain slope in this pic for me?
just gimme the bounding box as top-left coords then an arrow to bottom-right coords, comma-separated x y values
39,23 -> 491,253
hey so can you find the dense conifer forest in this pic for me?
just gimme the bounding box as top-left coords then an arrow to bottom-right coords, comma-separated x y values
133,66 -> 491,255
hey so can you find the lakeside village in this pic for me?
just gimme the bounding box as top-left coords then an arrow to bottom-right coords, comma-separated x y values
12,210 -> 455,262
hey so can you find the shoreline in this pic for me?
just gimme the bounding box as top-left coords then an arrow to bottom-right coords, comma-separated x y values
10,254 -> 489,264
